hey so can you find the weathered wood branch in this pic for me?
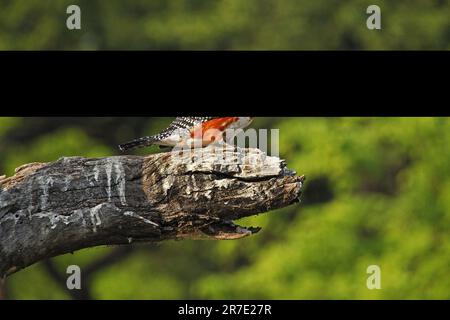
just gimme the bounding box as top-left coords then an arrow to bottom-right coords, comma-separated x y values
0,145 -> 304,278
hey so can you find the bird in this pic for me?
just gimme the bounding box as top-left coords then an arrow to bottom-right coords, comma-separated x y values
118,117 -> 253,152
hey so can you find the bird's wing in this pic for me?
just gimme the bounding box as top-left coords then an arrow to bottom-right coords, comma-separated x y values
167,117 -> 218,130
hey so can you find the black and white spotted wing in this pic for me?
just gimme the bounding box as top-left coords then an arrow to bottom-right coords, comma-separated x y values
169,117 -> 216,131
118,117 -> 218,151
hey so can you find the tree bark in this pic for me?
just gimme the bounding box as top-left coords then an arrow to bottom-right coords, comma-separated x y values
0,145 -> 304,278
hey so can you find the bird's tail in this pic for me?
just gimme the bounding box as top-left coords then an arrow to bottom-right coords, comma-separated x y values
118,136 -> 157,152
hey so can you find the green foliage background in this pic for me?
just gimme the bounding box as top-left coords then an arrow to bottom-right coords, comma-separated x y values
0,0 -> 449,49
0,117 -> 449,299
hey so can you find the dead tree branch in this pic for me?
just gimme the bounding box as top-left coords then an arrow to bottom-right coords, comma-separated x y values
0,145 -> 304,278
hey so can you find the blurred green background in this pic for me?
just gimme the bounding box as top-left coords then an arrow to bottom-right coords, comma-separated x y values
0,117 -> 449,299
0,0 -> 449,49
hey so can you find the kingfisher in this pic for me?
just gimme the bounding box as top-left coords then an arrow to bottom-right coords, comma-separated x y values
118,117 -> 253,152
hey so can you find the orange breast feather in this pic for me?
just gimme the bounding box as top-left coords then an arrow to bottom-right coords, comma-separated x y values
190,117 -> 239,144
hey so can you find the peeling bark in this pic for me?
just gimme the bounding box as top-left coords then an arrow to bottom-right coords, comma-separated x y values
0,145 -> 304,278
